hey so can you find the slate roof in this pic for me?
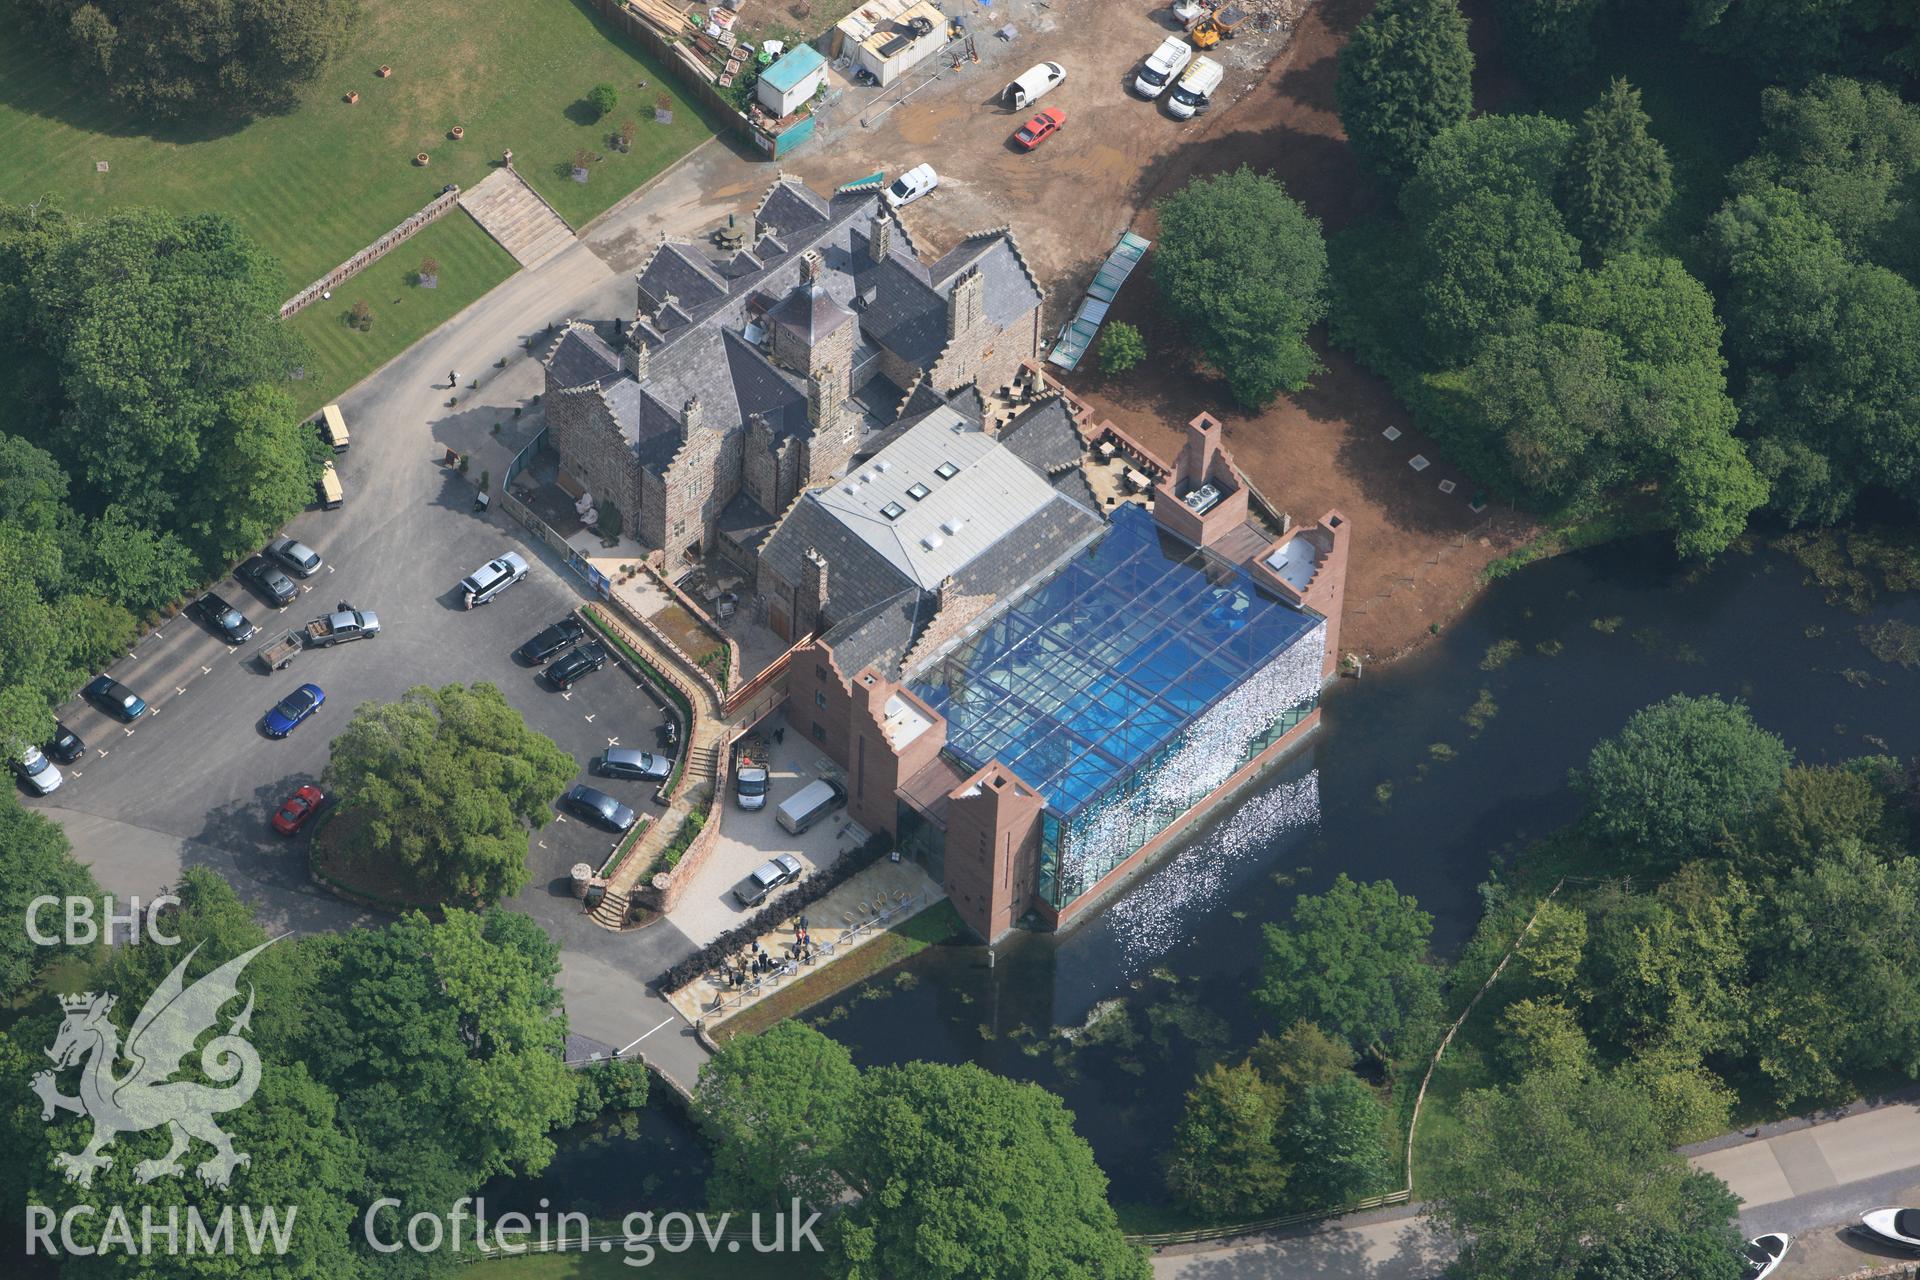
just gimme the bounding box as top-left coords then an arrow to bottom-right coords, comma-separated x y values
998,396 -> 1084,478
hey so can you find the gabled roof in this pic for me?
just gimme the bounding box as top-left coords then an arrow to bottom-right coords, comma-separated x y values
547,323 -> 621,390
930,233 -> 1045,332
637,241 -> 728,312
998,396 -> 1084,478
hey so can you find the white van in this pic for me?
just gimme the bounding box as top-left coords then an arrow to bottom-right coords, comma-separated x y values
1003,61 -> 1066,111
1167,55 -> 1222,120
1135,36 -> 1193,99
776,778 -> 847,836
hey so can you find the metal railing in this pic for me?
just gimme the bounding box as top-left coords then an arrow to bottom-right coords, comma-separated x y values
700,890 -> 919,1017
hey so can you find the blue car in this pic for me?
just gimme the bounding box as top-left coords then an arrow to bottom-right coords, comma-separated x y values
264,684 -> 325,738
84,675 -> 148,722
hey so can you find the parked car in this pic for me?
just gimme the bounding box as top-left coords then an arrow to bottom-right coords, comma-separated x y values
197,592 -> 258,644
84,675 -> 148,721
264,683 -> 325,738
1740,1233 -> 1790,1280
1859,1210 -> 1920,1252
1134,35 -> 1194,98
599,747 -> 673,781
883,163 -> 939,209
46,722 -> 85,764
241,557 -> 299,607
546,642 -> 608,690
519,617 -> 587,664
734,854 -> 803,907
265,535 -> 323,578
735,765 -> 769,811
1013,106 -> 1065,150
271,785 -> 326,835
562,784 -> 636,832
459,552 -> 529,608
12,745 -> 63,796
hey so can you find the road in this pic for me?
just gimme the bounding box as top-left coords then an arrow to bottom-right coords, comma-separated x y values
1152,1096 -> 1920,1279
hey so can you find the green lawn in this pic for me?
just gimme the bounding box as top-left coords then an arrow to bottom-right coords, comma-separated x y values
472,1245 -> 803,1279
287,213 -> 518,412
0,0 -> 718,289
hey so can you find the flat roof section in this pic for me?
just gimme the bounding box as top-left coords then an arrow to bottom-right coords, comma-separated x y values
913,505 -> 1323,818
1264,534 -> 1320,591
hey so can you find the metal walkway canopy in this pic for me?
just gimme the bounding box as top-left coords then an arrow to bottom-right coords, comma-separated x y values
1048,231 -> 1150,371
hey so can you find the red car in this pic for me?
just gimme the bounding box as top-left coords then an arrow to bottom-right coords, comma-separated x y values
271,785 -> 326,835
1014,106 -> 1065,150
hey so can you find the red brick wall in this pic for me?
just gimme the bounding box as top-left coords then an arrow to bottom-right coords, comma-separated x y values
845,669 -> 946,839
943,762 -> 1043,942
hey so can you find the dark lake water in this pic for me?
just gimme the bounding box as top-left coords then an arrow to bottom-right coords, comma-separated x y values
509,536 -> 1920,1211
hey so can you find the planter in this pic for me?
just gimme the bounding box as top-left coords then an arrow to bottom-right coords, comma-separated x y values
449,125 -> 465,140
571,167 -> 590,183
344,91 -> 360,105
377,65 -> 393,78
415,153 -> 430,166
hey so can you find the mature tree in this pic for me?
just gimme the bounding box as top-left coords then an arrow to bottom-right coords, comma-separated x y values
1753,843 -> 1920,1104
1166,1061 -> 1291,1218
76,504 -> 199,613
1574,1213 -> 1746,1280
1679,0 -> 1920,83
1495,0 -> 1604,86
289,909 -> 581,1216
190,385 -> 326,565
323,683 -> 577,904
1153,167 -> 1328,408
1335,0 -> 1475,188
1279,1075 -> 1392,1209
1097,321 -> 1146,375
1249,1019 -> 1357,1094
1430,1067 -> 1739,1279
1257,874 -> 1441,1055
1575,695 -> 1791,872
1731,762 -> 1905,877
1579,867 -> 1754,1059
1562,80 -> 1674,259
21,0 -> 358,118
1496,997 -> 1595,1078
834,1062 -> 1149,1280
1513,898 -> 1587,993
694,1021 -> 861,1215
1463,322 -> 1629,504
1619,1041 -> 1739,1144
0,794 -> 101,1001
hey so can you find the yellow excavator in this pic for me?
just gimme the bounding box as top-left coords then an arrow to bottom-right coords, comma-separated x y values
1189,5 -> 1246,48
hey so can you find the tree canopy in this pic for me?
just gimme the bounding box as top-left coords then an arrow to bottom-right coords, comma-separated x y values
1335,0 -> 1475,188
322,682 -> 578,904
1562,80 -> 1674,259
21,0 -> 358,118
1152,167 -> 1328,408
695,1021 -> 862,1215
1257,873 -> 1440,1055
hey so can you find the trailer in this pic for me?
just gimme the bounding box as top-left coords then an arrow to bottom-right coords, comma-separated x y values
257,630 -> 303,672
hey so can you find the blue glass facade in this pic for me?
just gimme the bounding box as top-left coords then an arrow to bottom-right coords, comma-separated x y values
913,507 -> 1326,909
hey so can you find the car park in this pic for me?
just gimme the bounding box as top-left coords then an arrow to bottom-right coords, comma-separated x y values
13,745 -> 63,796
1014,106 -> 1065,150
599,747 -> 673,781
266,535 -> 323,578
46,722 -> 85,764
776,778 -> 847,835
241,557 -> 299,607
1860,1209 -> 1920,1252
271,785 -> 326,835
264,683 -> 325,738
197,592 -> 258,644
562,784 -> 636,832
84,675 -> 148,722
883,164 -> 939,209
519,617 -> 587,664
546,642 -> 608,690
1740,1233 -> 1789,1280
734,854 -> 803,907
735,765 -> 769,811
1134,35 -> 1193,98
459,552 -> 529,608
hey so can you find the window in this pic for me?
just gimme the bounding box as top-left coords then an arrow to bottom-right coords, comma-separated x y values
815,665 -> 830,682
906,482 -> 931,501
812,723 -> 827,742
880,501 -> 906,521
934,461 -> 959,480
815,690 -> 828,708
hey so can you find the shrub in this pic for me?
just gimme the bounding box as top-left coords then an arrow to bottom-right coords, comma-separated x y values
348,299 -> 373,331
1098,322 -> 1146,374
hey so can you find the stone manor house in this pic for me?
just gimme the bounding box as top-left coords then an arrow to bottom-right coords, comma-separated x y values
540,174 -> 1044,580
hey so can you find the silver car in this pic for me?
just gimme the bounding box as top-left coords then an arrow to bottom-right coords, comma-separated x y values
266,535 -> 323,577
459,551 -> 529,607
13,745 -> 63,796
600,747 -> 672,781
733,854 -> 802,907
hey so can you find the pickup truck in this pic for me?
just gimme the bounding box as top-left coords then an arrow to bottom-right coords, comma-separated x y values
305,606 -> 381,647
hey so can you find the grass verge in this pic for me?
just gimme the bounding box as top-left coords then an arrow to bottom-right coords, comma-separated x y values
713,900 -> 965,1044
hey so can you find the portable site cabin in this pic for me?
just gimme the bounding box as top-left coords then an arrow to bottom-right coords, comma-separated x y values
319,403 -> 350,451
318,459 -> 344,509
835,0 -> 948,86
756,43 -> 827,117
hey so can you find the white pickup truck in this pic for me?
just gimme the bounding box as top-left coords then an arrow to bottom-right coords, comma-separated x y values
1135,35 -> 1193,98
305,606 -> 381,647
1167,54 -> 1223,120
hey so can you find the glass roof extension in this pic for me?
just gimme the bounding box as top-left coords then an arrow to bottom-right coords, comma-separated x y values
911,506 -> 1321,817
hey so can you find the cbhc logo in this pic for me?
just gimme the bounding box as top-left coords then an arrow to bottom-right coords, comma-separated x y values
26,896 -> 181,947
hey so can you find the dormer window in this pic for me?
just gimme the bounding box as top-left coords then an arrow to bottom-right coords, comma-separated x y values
934,461 -> 958,480
881,501 -> 906,521
907,482 -> 931,501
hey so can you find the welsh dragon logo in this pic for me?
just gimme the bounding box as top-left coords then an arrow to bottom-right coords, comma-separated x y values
31,940 -> 275,1189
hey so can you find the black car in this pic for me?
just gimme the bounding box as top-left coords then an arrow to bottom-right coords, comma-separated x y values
197,592 -> 258,644
561,784 -> 636,832
46,722 -> 85,764
83,675 -> 148,721
546,642 -> 608,690
241,557 -> 299,607
519,617 -> 587,664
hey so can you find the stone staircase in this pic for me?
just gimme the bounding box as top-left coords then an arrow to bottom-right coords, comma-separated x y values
590,885 -> 631,930
458,168 -> 576,268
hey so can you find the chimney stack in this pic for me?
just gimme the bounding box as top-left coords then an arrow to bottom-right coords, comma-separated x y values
947,267 -> 985,340
799,249 -> 822,286
869,209 -> 892,264
622,332 -> 650,380
800,547 -> 829,630
682,395 -> 702,439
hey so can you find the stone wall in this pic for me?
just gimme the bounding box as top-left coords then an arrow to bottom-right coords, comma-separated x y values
280,187 -> 462,319
546,378 -> 646,540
